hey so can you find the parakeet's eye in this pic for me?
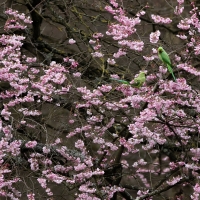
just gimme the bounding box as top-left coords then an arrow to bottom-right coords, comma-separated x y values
158,49 -> 163,53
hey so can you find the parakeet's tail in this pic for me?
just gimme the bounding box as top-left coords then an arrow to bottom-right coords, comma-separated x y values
167,64 -> 176,82
110,78 -> 130,85
171,72 -> 176,82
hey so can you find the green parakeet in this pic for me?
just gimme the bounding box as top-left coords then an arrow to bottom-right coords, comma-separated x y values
158,47 -> 176,81
110,71 -> 146,88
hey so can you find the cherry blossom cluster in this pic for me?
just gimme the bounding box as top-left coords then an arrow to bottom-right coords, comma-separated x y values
4,8 -> 32,30
104,0 -> 145,65
2,0 -> 200,199
151,14 -> 172,24
174,0 -> 184,15
63,57 -> 79,68
90,33 -> 104,58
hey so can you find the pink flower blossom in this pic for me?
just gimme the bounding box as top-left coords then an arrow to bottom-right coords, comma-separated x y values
143,56 -> 155,61
177,19 -> 191,30
91,52 -> 104,57
98,85 -> 112,92
25,141 -> 37,148
177,63 -> 200,76
177,0 -> 184,4
150,30 -> 160,43
176,34 -> 187,39
75,140 -> 85,150
166,175 -> 182,185
110,74 -> 120,79
68,38 -> 76,44
107,58 -> 116,65
69,119 -> 75,124
136,10 -> 146,17
43,146 -> 50,154
151,14 -> 172,24
113,48 -> 127,58
110,0 -> 118,8
194,184 -> 200,193
27,193 -> 35,200
37,178 -> 47,188
9,140 -> 21,156
79,183 -> 96,193
26,57 -> 36,63
89,39 -> 96,44
152,48 -> 157,54
93,33 -> 104,38
105,5 -> 141,41
74,163 -> 87,171
194,44 -> 200,55
174,6 -> 184,15
73,72 -> 81,77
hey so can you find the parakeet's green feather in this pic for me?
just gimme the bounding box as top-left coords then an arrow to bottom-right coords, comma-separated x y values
131,72 -> 146,87
167,64 -> 176,81
110,78 -> 130,85
110,72 -> 146,88
158,47 -> 176,81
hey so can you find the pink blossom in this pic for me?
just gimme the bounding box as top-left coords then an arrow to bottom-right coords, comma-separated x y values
79,183 -> 96,193
93,33 -> 104,38
194,184 -> 200,193
73,72 -> 81,77
185,163 -> 200,170
110,0 -> 118,8
113,48 -> 127,58
175,54 -> 181,61
98,85 -> 112,92
63,57 -> 69,62
28,158 -> 39,171
105,5 -> 141,41
75,140 -> 85,150
136,10 -> 146,17
177,19 -> 191,30
26,57 -> 36,63
194,44 -> 200,55
151,14 -> 172,24
105,6 -> 116,15
150,30 -> 160,43
166,175 -> 182,185
110,74 -> 120,79
176,34 -> 187,39
4,9 -> 32,31
174,6 -> 184,15
1,108 -> 11,120
55,138 -> 61,144
9,140 -> 21,156
143,56 -> 155,61
27,193 -> 35,200
89,39 -> 96,44
92,168 -> 104,175
177,63 -> 200,75
152,48 -> 157,54
177,0 -> 184,3
91,52 -> 104,57
169,162 -> 178,170
68,38 -> 76,44
69,119 -> 75,124
45,173 -> 65,184
107,58 -> 116,65
74,163 -> 87,171
128,40 -> 144,51
25,141 -> 37,148
43,146 -> 50,154
37,178 -> 47,188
